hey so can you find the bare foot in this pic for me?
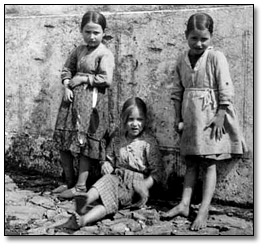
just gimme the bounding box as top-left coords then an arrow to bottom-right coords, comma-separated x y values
54,212 -> 82,231
74,194 -> 88,215
190,208 -> 208,231
68,212 -> 83,230
161,203 -> 189,220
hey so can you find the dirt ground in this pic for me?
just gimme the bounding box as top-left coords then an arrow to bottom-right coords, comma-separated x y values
4,168 -> 253,236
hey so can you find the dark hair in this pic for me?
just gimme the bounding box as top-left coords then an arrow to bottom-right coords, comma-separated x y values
81,11 -> 107,31
185,13 -> 214,37
121,97 -> 147,126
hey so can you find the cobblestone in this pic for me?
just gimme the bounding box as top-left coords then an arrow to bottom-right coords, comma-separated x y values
4,169 -> 253,236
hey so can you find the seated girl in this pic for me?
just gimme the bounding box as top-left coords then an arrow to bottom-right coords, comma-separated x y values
68,97 -> 164,229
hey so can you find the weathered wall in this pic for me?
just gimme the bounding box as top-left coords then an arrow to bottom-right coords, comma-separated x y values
5,5 -> 253,205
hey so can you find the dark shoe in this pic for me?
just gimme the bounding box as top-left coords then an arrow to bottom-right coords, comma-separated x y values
58,186 -> 87,200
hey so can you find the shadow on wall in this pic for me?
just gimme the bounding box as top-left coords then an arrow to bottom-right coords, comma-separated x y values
4,87 -> 103,192
4,132 -> 62,192
5,85 -> 62,175
4,132 -> 103,193
162,156 -> 251,207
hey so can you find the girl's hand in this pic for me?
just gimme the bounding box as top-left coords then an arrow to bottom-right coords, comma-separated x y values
131,177 -> 154,209
204,109 -> 226,141
178,122 -> 184,132
131,180 -> 149,209
69,75 -> 85,87
174,121 -> 184,133
101,161 -> 114,175
63,87 -> 73,102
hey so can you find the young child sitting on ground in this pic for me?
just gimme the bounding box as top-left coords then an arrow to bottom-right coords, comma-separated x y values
68,97 -> 164,229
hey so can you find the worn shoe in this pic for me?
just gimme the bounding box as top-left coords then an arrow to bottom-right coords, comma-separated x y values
52,184 -> 68,194
58,186 -> 87,200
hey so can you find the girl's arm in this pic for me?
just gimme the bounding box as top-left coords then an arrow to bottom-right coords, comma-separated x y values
61,47 -> 78,84
205,51 -> 234,140
62,46 -> 93,89
214,51 -> 234,105
100,161 -> 114,175
173,100 -> 182,123
60,48 -> 78,102
145,135 -> 164,186
62,79 -> 73,102
131,138 -> 163,209
171,57 -> 184,131
100,133 -> 118,174
88,51 -> 115,89
205,104 -> 227,141
143,176 -> 154,189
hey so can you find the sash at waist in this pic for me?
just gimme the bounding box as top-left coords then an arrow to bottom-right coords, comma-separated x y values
184,87 -> 217,92
184,88 -> 217,110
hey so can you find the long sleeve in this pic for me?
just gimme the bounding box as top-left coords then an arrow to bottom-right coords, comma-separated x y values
145,135 -> 164,184
105,135 -> 117,166
171,56 -> 184,121
61,47 -> 78,83
88,50 -> 115,89
213,51 -> 234,105
171,56 -> 184,102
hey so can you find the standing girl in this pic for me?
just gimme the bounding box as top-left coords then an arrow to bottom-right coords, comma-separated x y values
161,13 -> 247,230
67,97 -> 164,229
53,11 -> 115,199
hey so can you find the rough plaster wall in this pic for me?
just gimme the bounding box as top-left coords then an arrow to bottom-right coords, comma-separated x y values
5,5 -> 239,16
5,5 -> 253,204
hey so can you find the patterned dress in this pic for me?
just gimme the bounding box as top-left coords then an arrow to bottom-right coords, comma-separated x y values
93,131 -> 164,215
53,43 -> 115,159
171,47 -> 247,159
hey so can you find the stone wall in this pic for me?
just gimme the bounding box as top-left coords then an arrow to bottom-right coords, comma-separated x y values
5,5 -> 253,205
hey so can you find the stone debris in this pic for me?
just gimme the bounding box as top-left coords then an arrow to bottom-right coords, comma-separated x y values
5,171 -> 254,236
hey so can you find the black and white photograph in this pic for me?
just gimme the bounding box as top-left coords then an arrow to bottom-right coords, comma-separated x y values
4,3 -> 256,243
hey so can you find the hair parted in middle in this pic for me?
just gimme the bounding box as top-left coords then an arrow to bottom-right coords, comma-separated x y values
185,12 -> 214,37
121,97 -> 147,126
80,11 -> 107,31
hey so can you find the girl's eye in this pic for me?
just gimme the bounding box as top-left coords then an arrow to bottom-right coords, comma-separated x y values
127,118 -> 143,123
84,31 -> 100,35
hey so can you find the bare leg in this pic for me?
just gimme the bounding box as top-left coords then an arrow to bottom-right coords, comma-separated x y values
75,187 -> 100,215
161,158 -> 199,219
190,160 -> 217,231
69,205 -> 107,230
57,155 -> 92,199
59,150 -> 75,188
75,155 -> 91,190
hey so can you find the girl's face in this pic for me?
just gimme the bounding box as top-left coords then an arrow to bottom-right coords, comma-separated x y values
81,22 -> 104,48
126,107 -> 146,138
186,29 -> 212,56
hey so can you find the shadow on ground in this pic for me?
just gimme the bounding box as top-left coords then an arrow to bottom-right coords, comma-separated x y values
5,167 -> 254,236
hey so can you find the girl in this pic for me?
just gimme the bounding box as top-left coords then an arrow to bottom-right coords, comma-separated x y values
67,97 -> 163,229
161,13 -> 247,230
53,11 -> 115,199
